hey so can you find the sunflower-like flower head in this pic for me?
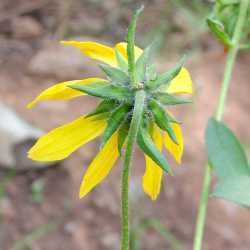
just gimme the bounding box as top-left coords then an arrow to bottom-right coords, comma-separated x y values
28,7 -> 193,200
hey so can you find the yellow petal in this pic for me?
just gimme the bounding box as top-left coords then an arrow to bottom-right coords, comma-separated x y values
163,122 -> 184,164
142,125 -> 164,201
28,115 -> 107,161
61,41 -> 117,67
79,132 -> 119,198
115,42 -> 143,61
166,67 -> 193,94
27,78 -> 104,108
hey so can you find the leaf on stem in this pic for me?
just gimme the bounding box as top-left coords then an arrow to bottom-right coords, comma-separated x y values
206,118 -> 250,207
207,17 -> 232,47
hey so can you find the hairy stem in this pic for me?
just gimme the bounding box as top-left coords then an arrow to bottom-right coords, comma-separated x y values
121,90 -> 146,250
193,1 -> 249,249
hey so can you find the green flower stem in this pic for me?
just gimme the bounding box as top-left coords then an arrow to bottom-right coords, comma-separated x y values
121,90 -> 146,250
193,1 -> 249,250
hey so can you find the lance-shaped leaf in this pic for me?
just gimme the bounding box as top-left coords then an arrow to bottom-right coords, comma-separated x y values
115,48 -> 128,72
207,17 -> 232,47
149,99 -> 178,144
156,92 -> 192,106
101,104 -> 131,147
86,99 -> 118,118
99,64 -> 129,86
137,126 -> 173,174
117,119 -> 130,155
148,56 -> 186,90
69,82 -> 133,101
135,44 -> 153,83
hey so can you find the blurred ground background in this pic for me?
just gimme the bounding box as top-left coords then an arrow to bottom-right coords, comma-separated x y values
0,0 -> 250,249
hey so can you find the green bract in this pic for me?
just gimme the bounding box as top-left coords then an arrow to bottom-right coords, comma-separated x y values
68,21 -> 191,174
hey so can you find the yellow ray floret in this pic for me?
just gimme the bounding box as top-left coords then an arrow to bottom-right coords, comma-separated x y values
166,67 -> 193,94
28,115 -> 107,161
27,78 -> 105,108
163,122 -> 184,164
142,125 -> 164,201
61,41 -> 143,67
79,132 -> 119,198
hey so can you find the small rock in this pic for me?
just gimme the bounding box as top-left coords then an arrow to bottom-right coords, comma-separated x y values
12,16 -> 43,39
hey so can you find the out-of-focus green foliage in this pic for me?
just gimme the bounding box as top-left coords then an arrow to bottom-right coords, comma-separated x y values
208,0 -> 250,47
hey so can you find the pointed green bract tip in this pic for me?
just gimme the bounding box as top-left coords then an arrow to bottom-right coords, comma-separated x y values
135,5 -> 144,16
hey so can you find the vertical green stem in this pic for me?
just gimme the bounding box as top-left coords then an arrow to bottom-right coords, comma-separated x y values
121,6 -> 144,250
193,1 -> 249,250
121,90 -> 146,250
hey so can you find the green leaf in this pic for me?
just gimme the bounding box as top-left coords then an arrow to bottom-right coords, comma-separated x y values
135,44 -> 153,83
69,82 -> 133,101
115,49 -> 128,72
99,64 -> 129,86
149,99 -> 178,144
206,118 -> 249,179
101,104 -> 131,148
137,126 -> 173,174
127,5 -> 144,83
86,99 -> 118,118
207,17 -> 232,47
156,93 -> 192,106
117,119 -> 130,156
148,56 -> 186,90
212,176 -> 250,208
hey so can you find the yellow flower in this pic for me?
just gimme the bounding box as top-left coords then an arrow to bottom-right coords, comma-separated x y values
28,41 -> 193,200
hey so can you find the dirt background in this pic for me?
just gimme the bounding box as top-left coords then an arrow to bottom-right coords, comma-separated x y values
0,0 -> 250,250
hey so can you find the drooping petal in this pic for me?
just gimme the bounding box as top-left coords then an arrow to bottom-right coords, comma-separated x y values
142,124 -> 164,201
61,41 -> 117,66
79,132 -> 119,198
28,115 -> 107,161
27,78 -> 105,108
166,67 -> 193,94
163,121 -> 184,164
115,42 -> 143,61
